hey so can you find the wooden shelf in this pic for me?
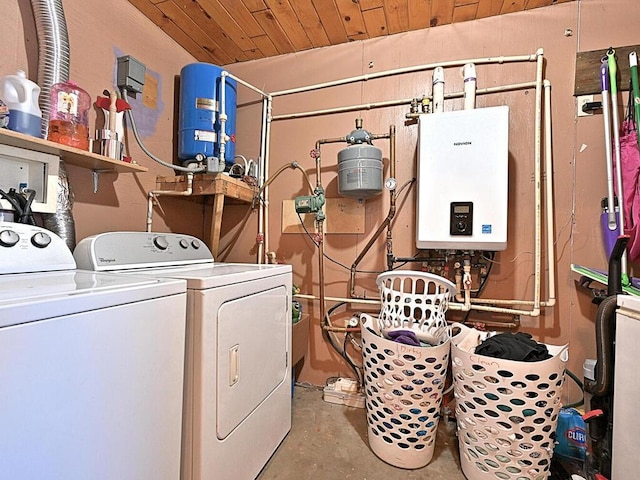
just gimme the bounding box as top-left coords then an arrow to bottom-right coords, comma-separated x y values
156,173 -> 257,257
156,173 -> 256,201
0,128 -> 148,173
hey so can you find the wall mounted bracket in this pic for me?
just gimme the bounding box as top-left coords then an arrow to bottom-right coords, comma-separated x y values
92,169 -> 116,194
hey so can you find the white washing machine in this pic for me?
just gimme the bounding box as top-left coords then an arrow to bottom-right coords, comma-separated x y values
0,222 -> 187,480
74,231 -> 293,480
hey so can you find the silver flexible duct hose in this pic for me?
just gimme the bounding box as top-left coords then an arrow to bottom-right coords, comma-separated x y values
30,0 -> 75,251
31,0 -> 70,138
43,162 -> 75,249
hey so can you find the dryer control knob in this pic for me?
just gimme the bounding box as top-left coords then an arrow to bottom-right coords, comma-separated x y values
0,229 -> 19,247
31,232 -> 51,248
153,236 -> 169,250
179,239 -> 189,249
191,239 -> 201,249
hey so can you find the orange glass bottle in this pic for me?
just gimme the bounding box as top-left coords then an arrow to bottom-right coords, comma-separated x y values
47,81 -> 91,150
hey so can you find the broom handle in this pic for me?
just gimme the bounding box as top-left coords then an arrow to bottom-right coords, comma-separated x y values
607,48 -> 628,280
601,60 -> 617,231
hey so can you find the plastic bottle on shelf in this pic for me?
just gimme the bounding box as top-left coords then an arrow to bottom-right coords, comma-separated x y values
47,81 -> 91,150
0,70 -> 43,138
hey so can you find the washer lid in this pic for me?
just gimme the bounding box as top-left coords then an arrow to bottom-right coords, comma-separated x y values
134,262 -> 292,289
0,270 -> 186,327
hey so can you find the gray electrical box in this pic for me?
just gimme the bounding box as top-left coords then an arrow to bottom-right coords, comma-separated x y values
117,56 -> 146,94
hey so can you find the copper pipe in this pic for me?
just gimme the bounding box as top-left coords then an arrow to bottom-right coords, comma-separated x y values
349,125 -> 396,297
322,324 -> 361,332
312,137 -> 346,330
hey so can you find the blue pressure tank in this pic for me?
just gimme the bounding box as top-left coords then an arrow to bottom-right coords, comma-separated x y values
178,63 -> 237,166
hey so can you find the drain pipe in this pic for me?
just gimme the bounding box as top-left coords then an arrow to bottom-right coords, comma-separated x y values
146,172 -> 194,232
462,63 -> 477,110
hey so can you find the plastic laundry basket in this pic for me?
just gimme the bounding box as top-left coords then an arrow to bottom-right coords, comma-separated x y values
359,271 -> 457,469
376,271 -> 455,344
361,314 -> 450,468
451,324 -> 569,480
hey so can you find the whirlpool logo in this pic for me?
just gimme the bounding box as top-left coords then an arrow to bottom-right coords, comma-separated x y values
99,257 -> 117,263
453,141 -> 472,146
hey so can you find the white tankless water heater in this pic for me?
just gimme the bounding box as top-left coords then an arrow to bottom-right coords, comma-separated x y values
416,106 -> 509,250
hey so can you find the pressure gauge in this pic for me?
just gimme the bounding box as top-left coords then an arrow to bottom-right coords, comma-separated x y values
385,177 -> 397,191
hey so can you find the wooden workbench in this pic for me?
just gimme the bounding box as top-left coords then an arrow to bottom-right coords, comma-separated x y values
155,173 -> 257,257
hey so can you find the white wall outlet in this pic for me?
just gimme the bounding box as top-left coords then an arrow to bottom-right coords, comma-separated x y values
577,94 -> 594,117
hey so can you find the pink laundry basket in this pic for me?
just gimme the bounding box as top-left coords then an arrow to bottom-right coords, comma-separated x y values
450,323 -> 569,480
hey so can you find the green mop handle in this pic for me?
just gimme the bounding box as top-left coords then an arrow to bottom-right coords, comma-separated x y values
608,49 -> 618,96
630,51 -> 640,147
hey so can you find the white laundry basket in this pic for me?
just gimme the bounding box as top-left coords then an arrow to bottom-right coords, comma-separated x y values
360,271 -> 457,469
451,323 -> 569,480
376,271 -> 454,344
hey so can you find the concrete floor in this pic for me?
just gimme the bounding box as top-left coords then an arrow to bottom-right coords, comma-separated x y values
258,384 -> 466,480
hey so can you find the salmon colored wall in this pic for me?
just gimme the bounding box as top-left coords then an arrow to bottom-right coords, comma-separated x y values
224,0 -> 640,395
4,1 -> 638,397
4,0 -> 202,239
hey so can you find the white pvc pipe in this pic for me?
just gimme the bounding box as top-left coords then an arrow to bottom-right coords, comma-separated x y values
432,67 -> 445,113
532,48 -> 544,314
242,48 -> 554,318
543,80 -> 556,307
270,53 -> 536,97
219,72 -> 228,167
257,96 -> 269,264
146,172 -> 194,232
272,81 -> 536,121
262,97 -> 274,263
224,71 -> 269,98
462,63 -> 477,110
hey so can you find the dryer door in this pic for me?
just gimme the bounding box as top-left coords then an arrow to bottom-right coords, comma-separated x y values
212,279 -> 289,439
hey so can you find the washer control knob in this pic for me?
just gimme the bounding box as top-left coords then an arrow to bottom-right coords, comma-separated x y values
179,239 -> 189,249
153,236 -> 169,250
0,229 -> 19,247
191,239 -> 201,249
31,232 -> 52,248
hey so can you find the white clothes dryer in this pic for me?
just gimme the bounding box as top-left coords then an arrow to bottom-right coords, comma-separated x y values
74,231 -> 293,480
0,223 -> 187,480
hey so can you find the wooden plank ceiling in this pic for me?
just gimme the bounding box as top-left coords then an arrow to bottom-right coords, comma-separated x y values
128,0 -> 575,66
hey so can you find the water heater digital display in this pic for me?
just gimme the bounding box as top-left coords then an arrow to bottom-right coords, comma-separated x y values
416,106 -> 509,250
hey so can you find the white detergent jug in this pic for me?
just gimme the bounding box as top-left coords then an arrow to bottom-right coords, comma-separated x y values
0,70 -> 42,137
